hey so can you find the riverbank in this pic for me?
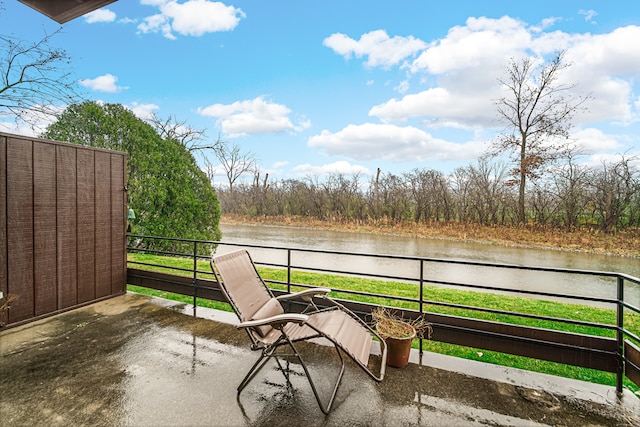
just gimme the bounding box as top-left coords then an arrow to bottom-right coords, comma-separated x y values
221,214 -> 640,258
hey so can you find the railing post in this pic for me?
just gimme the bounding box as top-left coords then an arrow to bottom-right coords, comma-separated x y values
287,249 -> 292,294
616,276 -> 624,396
193,241 -> 198,316
419,259 -> 424,355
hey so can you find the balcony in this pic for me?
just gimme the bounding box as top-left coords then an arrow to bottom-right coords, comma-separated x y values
3,133 -> 639,425
2,292 -> 638,426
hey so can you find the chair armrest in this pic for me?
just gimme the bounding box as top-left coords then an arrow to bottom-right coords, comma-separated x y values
276,288 -> 332,303
237,313 -> 309,330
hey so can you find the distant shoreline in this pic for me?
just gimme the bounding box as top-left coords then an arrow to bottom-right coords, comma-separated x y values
220,214 -> 640,258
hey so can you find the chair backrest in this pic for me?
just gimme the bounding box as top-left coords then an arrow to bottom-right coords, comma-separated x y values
211,250 -> 282,328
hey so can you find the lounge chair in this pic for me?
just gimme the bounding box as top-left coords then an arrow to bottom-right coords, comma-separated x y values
210,249 -> 387,414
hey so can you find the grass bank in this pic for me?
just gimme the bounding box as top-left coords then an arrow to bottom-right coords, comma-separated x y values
221,214 -> 640,258
127,252 -> 639,395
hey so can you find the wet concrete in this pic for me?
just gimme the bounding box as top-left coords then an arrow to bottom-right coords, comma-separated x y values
1,293 -> 638,427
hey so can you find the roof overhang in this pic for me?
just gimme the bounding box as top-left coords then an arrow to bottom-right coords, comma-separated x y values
19,0 -> 118,24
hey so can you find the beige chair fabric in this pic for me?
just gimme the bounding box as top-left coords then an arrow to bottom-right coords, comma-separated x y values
211,249 -> 387,414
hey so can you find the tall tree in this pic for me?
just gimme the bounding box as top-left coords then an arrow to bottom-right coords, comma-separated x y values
148,112 -> 207,152
492,51 -> 588,224
210,137 -> 257,193
42,102 -> 221,251
0,7 -> 81,128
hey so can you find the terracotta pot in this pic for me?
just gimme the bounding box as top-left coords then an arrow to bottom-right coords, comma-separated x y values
382,330 -> 416,368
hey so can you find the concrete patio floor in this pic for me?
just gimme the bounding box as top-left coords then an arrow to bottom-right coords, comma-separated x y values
1,293 -> 638,427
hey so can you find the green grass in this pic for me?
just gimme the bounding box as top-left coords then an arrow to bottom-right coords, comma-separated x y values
127,252 -> 639,395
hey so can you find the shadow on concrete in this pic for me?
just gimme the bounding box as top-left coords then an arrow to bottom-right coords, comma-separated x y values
1,293 -> 638,426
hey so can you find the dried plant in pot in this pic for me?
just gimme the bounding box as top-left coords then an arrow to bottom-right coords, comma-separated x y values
372,307 -> 432,368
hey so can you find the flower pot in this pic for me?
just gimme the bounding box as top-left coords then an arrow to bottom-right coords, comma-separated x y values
382,329 -> 416,368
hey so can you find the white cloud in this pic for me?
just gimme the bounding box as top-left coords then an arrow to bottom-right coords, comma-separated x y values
0,105 -> 64,137
128,102 -> 160,121
293,161 -> 371,176
538,17 -> 562,30
561,26 -> 640,123
571,128 -> 621,154
409,16 -> 532,75
119,17 -> 138,24
197,96 -> 310,137
348,17 -> 640,132
394,80 -> 410,94
579,9 -> 598,23
308,123 -> 486,162
273,161 -> 289,169
84,8 -> 116,23
138,0 -> 245,39
583,152 -> 640,170
323,30 -> 427,68
369,87 -> 495,127
78,74 -> 127,93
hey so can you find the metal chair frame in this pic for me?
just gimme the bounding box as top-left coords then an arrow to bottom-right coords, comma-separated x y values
211,249 -> 387,414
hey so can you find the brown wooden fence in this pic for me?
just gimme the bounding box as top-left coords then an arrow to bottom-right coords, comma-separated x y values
0,132 -> 127,327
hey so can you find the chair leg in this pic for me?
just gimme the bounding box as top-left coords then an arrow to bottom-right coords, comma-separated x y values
238,347 -> 275,393
238,337 -> 347,414
284,336 -> 346,414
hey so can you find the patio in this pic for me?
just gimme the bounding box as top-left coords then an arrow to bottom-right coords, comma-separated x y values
1,293 -> 638,426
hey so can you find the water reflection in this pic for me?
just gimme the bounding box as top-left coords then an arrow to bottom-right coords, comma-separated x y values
219,224 -> 640,308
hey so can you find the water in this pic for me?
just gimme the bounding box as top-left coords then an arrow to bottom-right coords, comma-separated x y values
219,223 -> 640,308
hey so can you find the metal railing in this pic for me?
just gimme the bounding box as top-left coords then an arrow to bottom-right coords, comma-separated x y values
126,234 -> 640,396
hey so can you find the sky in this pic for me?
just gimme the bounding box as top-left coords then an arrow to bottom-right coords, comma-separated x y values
2,0 -> 639,184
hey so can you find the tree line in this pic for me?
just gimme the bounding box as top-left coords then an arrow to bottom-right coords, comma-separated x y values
215,52 -> 637,233
216,155 -> 639,232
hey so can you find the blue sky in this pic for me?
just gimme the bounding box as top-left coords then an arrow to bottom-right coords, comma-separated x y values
2,0 -> 639,183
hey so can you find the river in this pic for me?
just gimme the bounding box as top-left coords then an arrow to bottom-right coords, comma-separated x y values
219,223 -> 640,307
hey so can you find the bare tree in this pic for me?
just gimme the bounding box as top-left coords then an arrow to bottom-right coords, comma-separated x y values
589,154 -> 639,232
148,113 -> 207,151
492,51 -> 589,224
0,26 -> 81,127
212,137 -> 257,192
551,148 -> 589,229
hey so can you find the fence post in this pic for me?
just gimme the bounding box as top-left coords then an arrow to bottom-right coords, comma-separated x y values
287,249 -> 292,294
419,259 -> 424,355
616,276 -> 624,396
193,241 -> 198,315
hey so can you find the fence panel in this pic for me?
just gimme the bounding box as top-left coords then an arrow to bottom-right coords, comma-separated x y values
0,135 -> 6,326
57,143 -> 78,309
77,149 -> 96,303
95,150 -> 113,298
33,141 -> 57,315
6,137 -> 34,323
0,132 -> 127,328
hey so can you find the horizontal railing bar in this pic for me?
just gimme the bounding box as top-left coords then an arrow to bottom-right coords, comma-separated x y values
128,233 -> 634,280
128,260 -> 196,274
423,278 -> 617,305
422,299 -> 617,331
623,301 -> 640,314
288,263 -> 421,284
128,247 -> 195,259
132,254 -> 620,310
437,321 -> 617,355
264,279 -> 422,305
266,276 -> 616,331
264,261 -> 618,305
624,329 -> 640,343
